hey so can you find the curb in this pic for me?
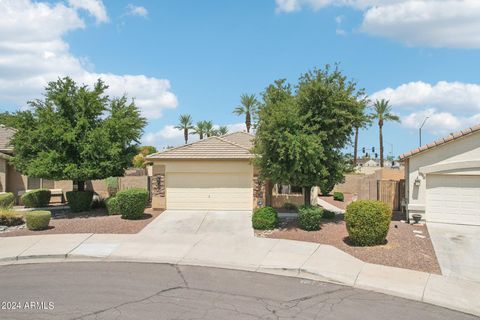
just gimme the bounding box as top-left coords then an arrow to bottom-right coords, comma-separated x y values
0,253 -> 477,317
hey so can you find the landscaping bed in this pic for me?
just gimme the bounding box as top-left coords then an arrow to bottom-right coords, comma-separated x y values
256,213 -> 441,274
0,208 -> 161,237
318,193 -> 355,210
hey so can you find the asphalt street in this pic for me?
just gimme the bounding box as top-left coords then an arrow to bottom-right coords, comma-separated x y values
0,262 -> 477,320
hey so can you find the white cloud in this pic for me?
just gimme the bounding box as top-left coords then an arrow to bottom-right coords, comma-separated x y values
68,0 -> 109,23
125,4 -> 148,17
402,108 -> 480,135
0,0 -> 177,119
275,0 -> 480,48
370,81 -> 480,113
143,123 -> 247,149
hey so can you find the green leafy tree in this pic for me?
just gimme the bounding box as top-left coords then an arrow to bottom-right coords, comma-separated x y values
233,94 -> 258,133
174,114 -> 194,144
371,99 -> 400,167
132,146 -> 157,168
0,111 -> 28,128
255,66 -> 364,205
193,121 -> 208,139
10,77 -> 146,191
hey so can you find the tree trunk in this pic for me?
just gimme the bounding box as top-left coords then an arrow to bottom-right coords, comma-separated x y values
184,129 -> 188,144
353,126 -> 359,165
379,123 -> 384,167
303,187 -> 311,206
77,180 -> 85,192
246,112 -> 251,133
199,133 -> 204,140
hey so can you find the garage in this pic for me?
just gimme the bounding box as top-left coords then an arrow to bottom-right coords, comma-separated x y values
426,174 -> 480,225
401,124 -> 480,226
147,132 -> 258,211
166,172 -> 253,211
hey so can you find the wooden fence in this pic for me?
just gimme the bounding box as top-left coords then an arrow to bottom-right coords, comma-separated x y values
377,179 -> 405,211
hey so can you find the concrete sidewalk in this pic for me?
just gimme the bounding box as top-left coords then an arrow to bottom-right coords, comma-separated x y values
0,231 -> 479,317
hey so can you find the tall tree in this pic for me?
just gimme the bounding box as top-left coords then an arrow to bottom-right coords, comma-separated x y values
10,77 -> 146,192
132,146 -> 157,168
193,121 -> 207,139
371,99 -> 400,167
217,126 -> 228,136
255,66 -> 365,205
233,94 -> 258,133
174,114 -> 194,144
204,120 -> 215,137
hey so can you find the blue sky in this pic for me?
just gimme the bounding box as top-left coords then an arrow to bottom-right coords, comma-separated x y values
1,0 -> 480,157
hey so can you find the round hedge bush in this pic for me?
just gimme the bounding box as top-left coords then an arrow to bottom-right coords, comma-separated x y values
116,188 -> 149,220
25,210 -> 51,231
298,206 -> 323,231
252,206 -> 277,230
21,189 -> 51,208
0,192 -> 15,208
66,191 -> 93,213
106,197 -> 120,215
345,200 -> 392,246
322,209 -> 336,219
333,192 -> 344,202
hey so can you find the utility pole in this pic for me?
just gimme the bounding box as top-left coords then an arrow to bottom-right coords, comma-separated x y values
419,116 -> 430,147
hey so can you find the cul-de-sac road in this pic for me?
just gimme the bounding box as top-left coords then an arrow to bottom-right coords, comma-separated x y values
0,262 -> 477,320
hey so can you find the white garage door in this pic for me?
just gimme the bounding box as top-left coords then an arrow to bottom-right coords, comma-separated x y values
426,175 -> 480,225
166,172 -> 253,211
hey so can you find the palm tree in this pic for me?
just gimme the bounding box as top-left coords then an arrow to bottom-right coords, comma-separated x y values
233,93 -> 258,133
204,120 -> 215,137
371,99 -> 400,167
217,126 -> 228,136
174,114 -> 194,144
192,121 -> 207,139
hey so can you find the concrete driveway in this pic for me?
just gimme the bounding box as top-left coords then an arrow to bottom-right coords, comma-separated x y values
428,222 -> 480,283
139,210 -> 253,238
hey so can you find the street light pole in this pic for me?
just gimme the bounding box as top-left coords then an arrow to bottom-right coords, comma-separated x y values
419,116 -> 430,147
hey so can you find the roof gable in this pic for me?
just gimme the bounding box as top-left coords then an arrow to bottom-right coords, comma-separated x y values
400,124 -> 480,159
147,134 -> 253,160
220,131 -> 254,149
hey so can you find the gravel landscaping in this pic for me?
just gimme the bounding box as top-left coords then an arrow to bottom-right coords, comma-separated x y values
0,208 -> 161,237
256,212 -> 441,274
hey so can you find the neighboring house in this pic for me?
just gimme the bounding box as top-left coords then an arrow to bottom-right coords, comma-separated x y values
147,132 -> 259,211
355,158 -> 402,175
400,124 -> 480,226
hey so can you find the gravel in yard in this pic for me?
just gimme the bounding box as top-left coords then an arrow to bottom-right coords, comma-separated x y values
0,208 -> 162,237
256,215 -> 441,274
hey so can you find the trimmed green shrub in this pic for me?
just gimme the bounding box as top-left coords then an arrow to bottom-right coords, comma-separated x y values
282,202 -> 297,210
322,209 -> 336,219
333,192 -> 344,202
252,206 -> 277,230
66,191 -> 93,212
116,188 -> 149,220
345,200 -> 392,246
0,193 -> 15,208
25,210 -> 51,230
298,206 -> 323,231
21,189 -> 51,208
106,197 -> 120,215
0,209 -> 23,226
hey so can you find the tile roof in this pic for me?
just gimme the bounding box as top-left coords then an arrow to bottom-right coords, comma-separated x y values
0,125 -> 15,151
400,124 -> 480,160
220,131 -> 254,149
146,133 -> 254,160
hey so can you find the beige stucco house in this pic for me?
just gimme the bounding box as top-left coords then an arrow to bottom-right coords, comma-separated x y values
401,124 -> 480,226
147,132 -> 265,211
